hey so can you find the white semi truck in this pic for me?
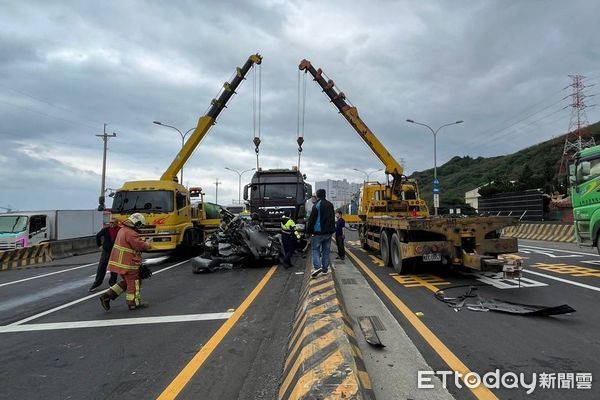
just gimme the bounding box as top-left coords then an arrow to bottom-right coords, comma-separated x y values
0,210 -> 104,251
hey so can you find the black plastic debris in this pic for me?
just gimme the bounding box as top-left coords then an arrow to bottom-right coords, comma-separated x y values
435,286 -> 576,316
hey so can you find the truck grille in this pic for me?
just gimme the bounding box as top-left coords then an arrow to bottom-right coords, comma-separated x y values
139,225 -> 157,235
0,242 -> 16,251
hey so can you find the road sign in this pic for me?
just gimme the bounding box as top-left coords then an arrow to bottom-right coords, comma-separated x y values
433,187 -> 440,194
433,193 -> 440,208
433,178 -> 440,185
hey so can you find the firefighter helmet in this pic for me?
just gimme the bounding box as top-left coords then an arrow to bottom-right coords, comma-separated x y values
127,213 -> 146,227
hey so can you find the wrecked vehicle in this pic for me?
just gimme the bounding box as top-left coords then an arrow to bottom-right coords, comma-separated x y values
192,209 -> 281,273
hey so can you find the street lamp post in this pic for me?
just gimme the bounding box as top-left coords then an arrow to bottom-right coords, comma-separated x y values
406,119 -> 463,216
153,121 -> 194,184
353,168 -> 384,182
225,167 -> 256,204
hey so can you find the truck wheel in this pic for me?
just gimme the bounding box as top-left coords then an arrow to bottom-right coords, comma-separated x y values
391,233 -> 406,274
380,230 -> 392,267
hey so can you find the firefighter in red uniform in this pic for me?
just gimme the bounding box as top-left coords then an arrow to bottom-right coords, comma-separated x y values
99,213 -> 151,311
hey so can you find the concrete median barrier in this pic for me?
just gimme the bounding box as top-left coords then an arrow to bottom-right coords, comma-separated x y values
50,237 -> 98,260
0,243 -> 51,271
503,222 -> 576,243
279,259 -> 374,400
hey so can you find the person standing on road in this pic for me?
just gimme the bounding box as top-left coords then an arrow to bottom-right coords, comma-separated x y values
306,189 -> 335,278
89,218 -> 121,292
335,211 -> 346,261
99,213 -> 152,311
280,213 -> 301,268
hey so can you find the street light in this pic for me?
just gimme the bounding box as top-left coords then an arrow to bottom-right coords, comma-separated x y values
225,167 -> 256,204
353,168 -> 383,182
406,118 -> 463,216
153,121 -> 195,184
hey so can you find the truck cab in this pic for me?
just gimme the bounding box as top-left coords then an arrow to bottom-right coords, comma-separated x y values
0,213 -> 49,250
244,168 -> 312,232
569,145 -> 600,250
110,181 -> 221,252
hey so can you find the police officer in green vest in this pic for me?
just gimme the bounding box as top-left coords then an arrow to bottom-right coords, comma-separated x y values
281,212 -> 301,268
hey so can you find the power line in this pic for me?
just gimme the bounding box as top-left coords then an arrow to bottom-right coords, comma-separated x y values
0,97 -> 99,130
0,83 -> 106,128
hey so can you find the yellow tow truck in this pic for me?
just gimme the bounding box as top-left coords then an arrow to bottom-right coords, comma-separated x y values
300,59 -> 522,276
111,54 -> 262,252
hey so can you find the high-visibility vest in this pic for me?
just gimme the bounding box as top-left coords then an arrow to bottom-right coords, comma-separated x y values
281,219 -> 301,239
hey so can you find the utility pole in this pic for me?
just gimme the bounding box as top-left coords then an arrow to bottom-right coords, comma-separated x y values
96,123 -> 117,211
215,179 -> 222,204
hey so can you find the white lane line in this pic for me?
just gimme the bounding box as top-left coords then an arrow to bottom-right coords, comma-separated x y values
0,312 -> 232,333
524,270 -> 600,292
0,263 -> 98,288
519,244 -> 600,257
9,259 -> 190,326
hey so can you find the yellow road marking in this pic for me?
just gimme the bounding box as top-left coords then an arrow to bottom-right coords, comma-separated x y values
532,262 -> 600,277
346,249 -> 498,400
368,255 -> 384,267
390,274 -> 451,292
157,266 -> 278,400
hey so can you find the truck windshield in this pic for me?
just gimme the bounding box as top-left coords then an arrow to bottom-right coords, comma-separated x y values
111,190 -> 174,213
576,157 -> 600,184
252,184 -> 303,201
0,216 -> 28,233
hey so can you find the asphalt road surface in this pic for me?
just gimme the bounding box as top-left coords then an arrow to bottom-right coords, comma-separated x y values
1,235 -> 599,400
0,251 -> 304,400
343,233 -> 599,400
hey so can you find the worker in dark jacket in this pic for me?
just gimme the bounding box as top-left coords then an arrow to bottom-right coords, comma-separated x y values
306,188 -> 335,277
89,218 -> 120,292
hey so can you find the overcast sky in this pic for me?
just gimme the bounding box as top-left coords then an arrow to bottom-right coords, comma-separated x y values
1,0 -> 599,211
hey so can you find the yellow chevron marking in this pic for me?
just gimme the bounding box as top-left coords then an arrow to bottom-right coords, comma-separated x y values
287,350 -> 346,400
323,372 -> 360,399
285,320 -> 338,370
279,333 -> 340,398
358,370 -> 373,390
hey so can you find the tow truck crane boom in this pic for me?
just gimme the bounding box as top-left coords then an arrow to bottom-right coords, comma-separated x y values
298,59 -> 403,180
161,53 -> 262,181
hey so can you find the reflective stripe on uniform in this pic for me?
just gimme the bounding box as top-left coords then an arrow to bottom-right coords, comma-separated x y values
113,244 -> 137,255
111,283 -> 124,295
108,260 -> 139,270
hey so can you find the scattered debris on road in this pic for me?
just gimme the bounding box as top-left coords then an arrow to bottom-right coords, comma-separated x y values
192,210 -> 281,273
435,285 -> 576,316
358,317 -> 385,347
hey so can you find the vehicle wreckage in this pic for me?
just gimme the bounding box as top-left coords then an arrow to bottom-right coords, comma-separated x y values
191,210 -> 282,273
435,285 -> 576,316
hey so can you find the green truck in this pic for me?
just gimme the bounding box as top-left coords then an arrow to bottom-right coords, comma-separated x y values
569,144 -> 600,252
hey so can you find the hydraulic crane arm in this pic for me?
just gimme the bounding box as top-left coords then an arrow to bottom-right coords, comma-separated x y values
161,53 -> 262,181
298,59 -> 404,179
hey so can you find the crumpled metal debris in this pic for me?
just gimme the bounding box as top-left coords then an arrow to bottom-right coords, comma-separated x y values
435,286 -> 576,316
192,210 -> 281,273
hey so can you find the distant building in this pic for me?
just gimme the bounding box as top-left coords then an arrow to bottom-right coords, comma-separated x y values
465,187 -> 481,210
315,179 -> 362,210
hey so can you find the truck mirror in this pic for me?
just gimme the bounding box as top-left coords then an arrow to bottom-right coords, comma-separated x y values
569,175 -> 576,185
243,185 -> 249,201
569,164 -> 576,176
581,161 -> 591,176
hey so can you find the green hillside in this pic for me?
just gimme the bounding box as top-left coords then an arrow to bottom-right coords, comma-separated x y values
409,121 -> 600,211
